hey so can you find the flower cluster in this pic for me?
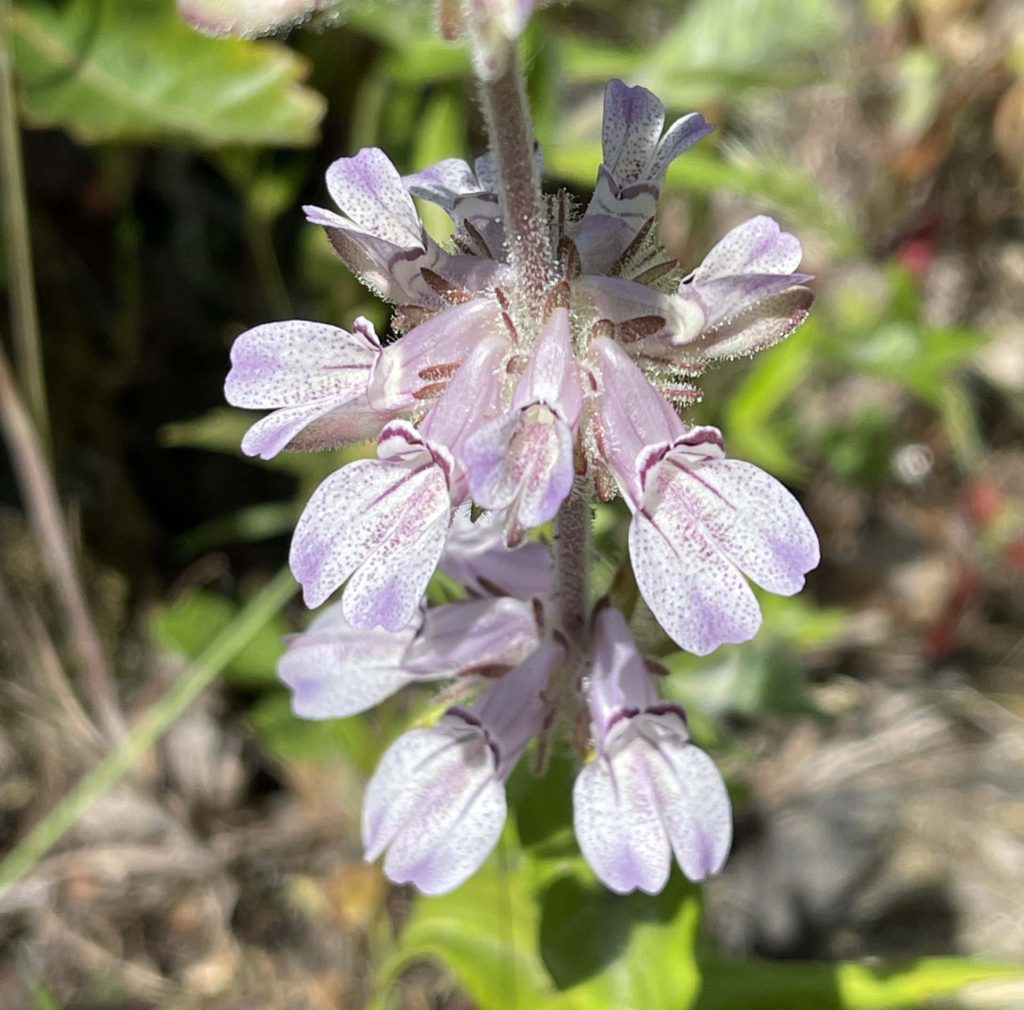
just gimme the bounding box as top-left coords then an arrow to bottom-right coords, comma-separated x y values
226,79 -> 819,893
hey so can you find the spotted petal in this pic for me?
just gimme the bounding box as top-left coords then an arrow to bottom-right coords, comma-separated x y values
362,720 -> 506,894
289,439 -> 451,627
278,604 -> 424,719
225,318 -> 381,459
630,445 -> 818,654
574,711 -> 731,893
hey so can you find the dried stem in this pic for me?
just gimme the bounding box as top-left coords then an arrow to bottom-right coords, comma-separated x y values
478,44 -> 552,311
0,567 -> 296,901
0,0 -> 49,440
0,341 -> 123,739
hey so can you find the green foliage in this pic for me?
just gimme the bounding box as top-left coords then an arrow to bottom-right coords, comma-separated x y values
372,845 -> 703,1010
11,0 -> 324,147
561,0 -> 845,104
151,587 -> 289,687
370,801 -> 1022,1010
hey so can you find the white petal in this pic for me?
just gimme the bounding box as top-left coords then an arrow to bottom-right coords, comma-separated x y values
644,736 -> 732,881
362,724 -> 506,895
669,458 -> 819,595
694,216 -> 803,281
278,606 -> 421,719
225,319 -> 378,409
290,458 -> 450,624
629,503 -> 761,655
573,746 -> 671,894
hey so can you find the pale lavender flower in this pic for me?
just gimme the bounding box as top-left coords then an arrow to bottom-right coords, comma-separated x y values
228,78 -> 817,643
574,608 -> 731,894
224,316 -> 385,460
279,594 -> 538,719
227,74 -> 821,897
362,639 -> 562,894
280,514 -> 548,722
588,338 -> 819,655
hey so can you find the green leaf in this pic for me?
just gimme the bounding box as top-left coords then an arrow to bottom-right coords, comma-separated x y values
374,842 -> 703,1010
12,0 -> 325,147
695,952 -> 1024,1010
160,406 -> 365,480
151,588 -> 288,687
247,691 -> 384,772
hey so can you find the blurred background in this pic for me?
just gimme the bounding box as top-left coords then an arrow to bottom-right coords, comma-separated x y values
1,0 -> 1023,1006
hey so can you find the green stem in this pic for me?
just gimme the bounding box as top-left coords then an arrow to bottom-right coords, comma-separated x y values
0,0 -> 49,442
0,567 -> 297,899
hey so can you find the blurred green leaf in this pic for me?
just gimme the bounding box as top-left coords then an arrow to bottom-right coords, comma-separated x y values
695,952 -> 1024,1010
722,319 -> 819,480
160,406 -> 364,480
373,849 -> 703,1010
562,0 -> 845,103
12,0 -> 324,147
151,587 -> 288,686
248,691 -> 383,772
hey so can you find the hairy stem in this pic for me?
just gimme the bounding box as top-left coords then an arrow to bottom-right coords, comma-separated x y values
0,0 -> 48,441
554,478 -> 591,643
0,342 -> 123,740
478,44 -> 552,311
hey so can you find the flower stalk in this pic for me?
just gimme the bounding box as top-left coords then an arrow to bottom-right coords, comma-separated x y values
477,43 -> 551,309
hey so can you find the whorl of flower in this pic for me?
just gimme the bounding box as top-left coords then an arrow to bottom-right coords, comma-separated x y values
226,78 -> 817,654
228,77 -> 820,895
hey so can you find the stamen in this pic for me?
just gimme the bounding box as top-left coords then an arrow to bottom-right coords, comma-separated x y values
417,362 -> 462,382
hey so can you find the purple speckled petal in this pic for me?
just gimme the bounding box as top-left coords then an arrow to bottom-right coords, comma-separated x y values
362,720 -> 506,894
419,333 -> 509,458
403,596 -> 539,677
574,709 -> 731,893
289,453 -> 450,627
658,457 -> 820,595
324,148 -> 424,249
513,307 -> 583,424
280,395 -> 401,452
463,407 -> 574,542
225,318 -> 379,409
404,158 -> 480,207
629,492 -> 762,655
225,318 -> 381,459
589,338 -> 684,503
690,286 -> 814,361
692,215 -> 803,282
573,734 -> 671,895
576,81 -> 712,273
600,80 -> 666,187
637,720 -> 732,882
277,604 -> 424,719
